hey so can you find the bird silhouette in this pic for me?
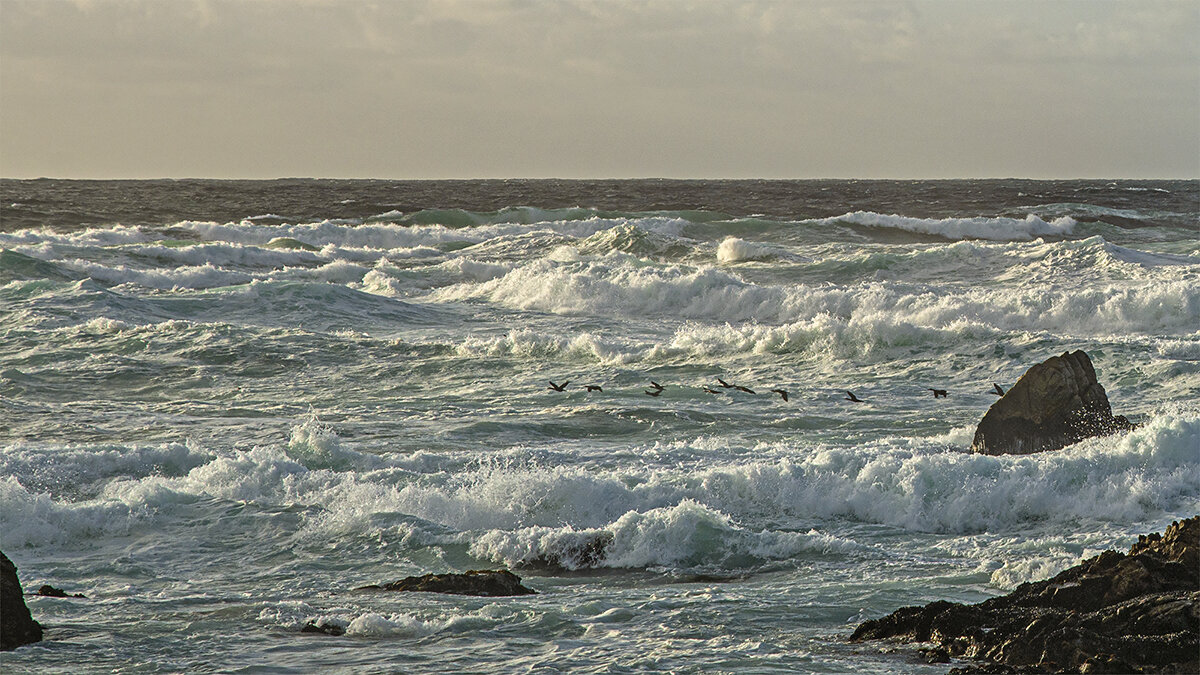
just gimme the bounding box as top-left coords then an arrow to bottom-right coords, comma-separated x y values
770,389 -> 789,402
585,385 -> 603,392
928,388 -> 948,398
992,383 -> 1005,396
716,378 -> 734,388
649,380 -> 664,391
844,391 -> 864,402
702,387 -> 720,395
645,389 -> 662,397
734,385 -> 756,394
548,381 -> 569,392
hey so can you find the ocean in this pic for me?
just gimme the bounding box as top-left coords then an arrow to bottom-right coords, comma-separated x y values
1,178 -> 1197,673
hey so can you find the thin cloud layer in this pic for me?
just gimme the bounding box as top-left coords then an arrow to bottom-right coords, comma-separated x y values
2,0 -> 1197,178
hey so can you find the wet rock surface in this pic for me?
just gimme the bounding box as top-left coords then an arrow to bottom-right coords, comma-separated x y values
358,569 -> 536,596
851,517 -> 1200,674
972,350 -> 1135,455
1,550 -> 44,651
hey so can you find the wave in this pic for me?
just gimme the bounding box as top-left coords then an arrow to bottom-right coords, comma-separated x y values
468,500 -> 874,570
2,413 -> 1194,558
716,237 -> 794,263
810,211 -> 1077,241
430,252 -> 1199,338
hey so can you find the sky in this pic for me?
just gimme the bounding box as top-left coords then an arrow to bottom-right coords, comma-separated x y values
1,0 -> 1198,179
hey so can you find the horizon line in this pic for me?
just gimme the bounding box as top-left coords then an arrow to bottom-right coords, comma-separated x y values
3,175 -> 1198,182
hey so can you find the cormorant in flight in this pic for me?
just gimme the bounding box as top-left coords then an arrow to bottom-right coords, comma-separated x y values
548,381 -> 569,392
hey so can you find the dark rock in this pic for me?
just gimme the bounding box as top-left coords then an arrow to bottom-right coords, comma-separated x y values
301,621 -> 346,636
358,569 -> 536,596
1,550 -> 44,651
851,517 -> 1200,674
972,350 -> 1135,455
37,584 -> 86,599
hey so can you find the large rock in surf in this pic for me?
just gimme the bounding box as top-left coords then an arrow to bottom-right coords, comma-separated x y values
358,569 -> 536,596
972,350 -> 1134,455
850,517 -> 1200,674
1,550 -> 44,651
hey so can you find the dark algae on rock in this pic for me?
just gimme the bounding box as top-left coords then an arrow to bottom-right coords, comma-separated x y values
358,570 -> 537,596
851,517 -> 1200,673
972,350 -> 1136,456
1,550 -> 44,651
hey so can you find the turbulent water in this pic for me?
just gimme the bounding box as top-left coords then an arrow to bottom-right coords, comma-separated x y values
2,179 -> 1198,673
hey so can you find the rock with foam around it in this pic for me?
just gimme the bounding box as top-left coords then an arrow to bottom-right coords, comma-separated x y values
972,350 -> 1135,455
851,517 -> 1200,674
1,550 -> 43,651
358,569 -> 536,596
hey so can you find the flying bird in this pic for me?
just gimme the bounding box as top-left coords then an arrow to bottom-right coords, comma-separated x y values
645,389 -> 662,397
770,389 -> 789,402
716,378 -> 734,388
992,383 -> 1005,396
548,381 -> 569,392
734,385 -> 756,394
585,385 -> 603,392
928,388 -> 948,398
702,387 -> 720,395
649,380 -> 664,391
844,391 -> 864,403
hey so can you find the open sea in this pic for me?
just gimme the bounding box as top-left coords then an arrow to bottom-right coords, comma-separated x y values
1,178 -> 1198,673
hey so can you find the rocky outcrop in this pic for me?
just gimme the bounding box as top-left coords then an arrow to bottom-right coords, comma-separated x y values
37,584 -> 86,599
851,517 -> 1200,674
972,350 -> 1135,455
1,550 -> 44,651
358,570 -> 536,596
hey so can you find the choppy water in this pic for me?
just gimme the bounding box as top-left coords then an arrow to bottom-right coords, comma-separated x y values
2,179 -> 1198,673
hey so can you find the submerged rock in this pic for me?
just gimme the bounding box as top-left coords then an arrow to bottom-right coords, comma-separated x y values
972,350 -> 1135,455
514,532 -> 614,571
1,550 -> 44,651
358,569 -> 536,596
851,517 -> 1200,674
301,620 -> 346,636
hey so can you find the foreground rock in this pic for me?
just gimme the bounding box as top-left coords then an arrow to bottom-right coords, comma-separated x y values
851,517 -> 1200,673
358,570 -> 536,596
1,550 -> 44,651
972,350 -> 1135,455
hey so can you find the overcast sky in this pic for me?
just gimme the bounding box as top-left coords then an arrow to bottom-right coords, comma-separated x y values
2,0 -> 1197,179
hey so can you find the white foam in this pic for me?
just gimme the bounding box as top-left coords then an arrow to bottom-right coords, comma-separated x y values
716,237 -> 786,263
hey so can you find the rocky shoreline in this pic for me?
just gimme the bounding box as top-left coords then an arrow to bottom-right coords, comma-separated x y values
851,517 -> 1200,674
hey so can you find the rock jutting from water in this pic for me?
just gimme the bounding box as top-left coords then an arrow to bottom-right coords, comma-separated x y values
37,584 -> 87,599
971,350 -> 1135,455
1,550 -> 44,651
357,570 -> 537,596
850,517 -> 1200,674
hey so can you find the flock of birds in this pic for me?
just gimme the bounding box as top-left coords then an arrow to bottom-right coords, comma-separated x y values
546,379 -> 1008,403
